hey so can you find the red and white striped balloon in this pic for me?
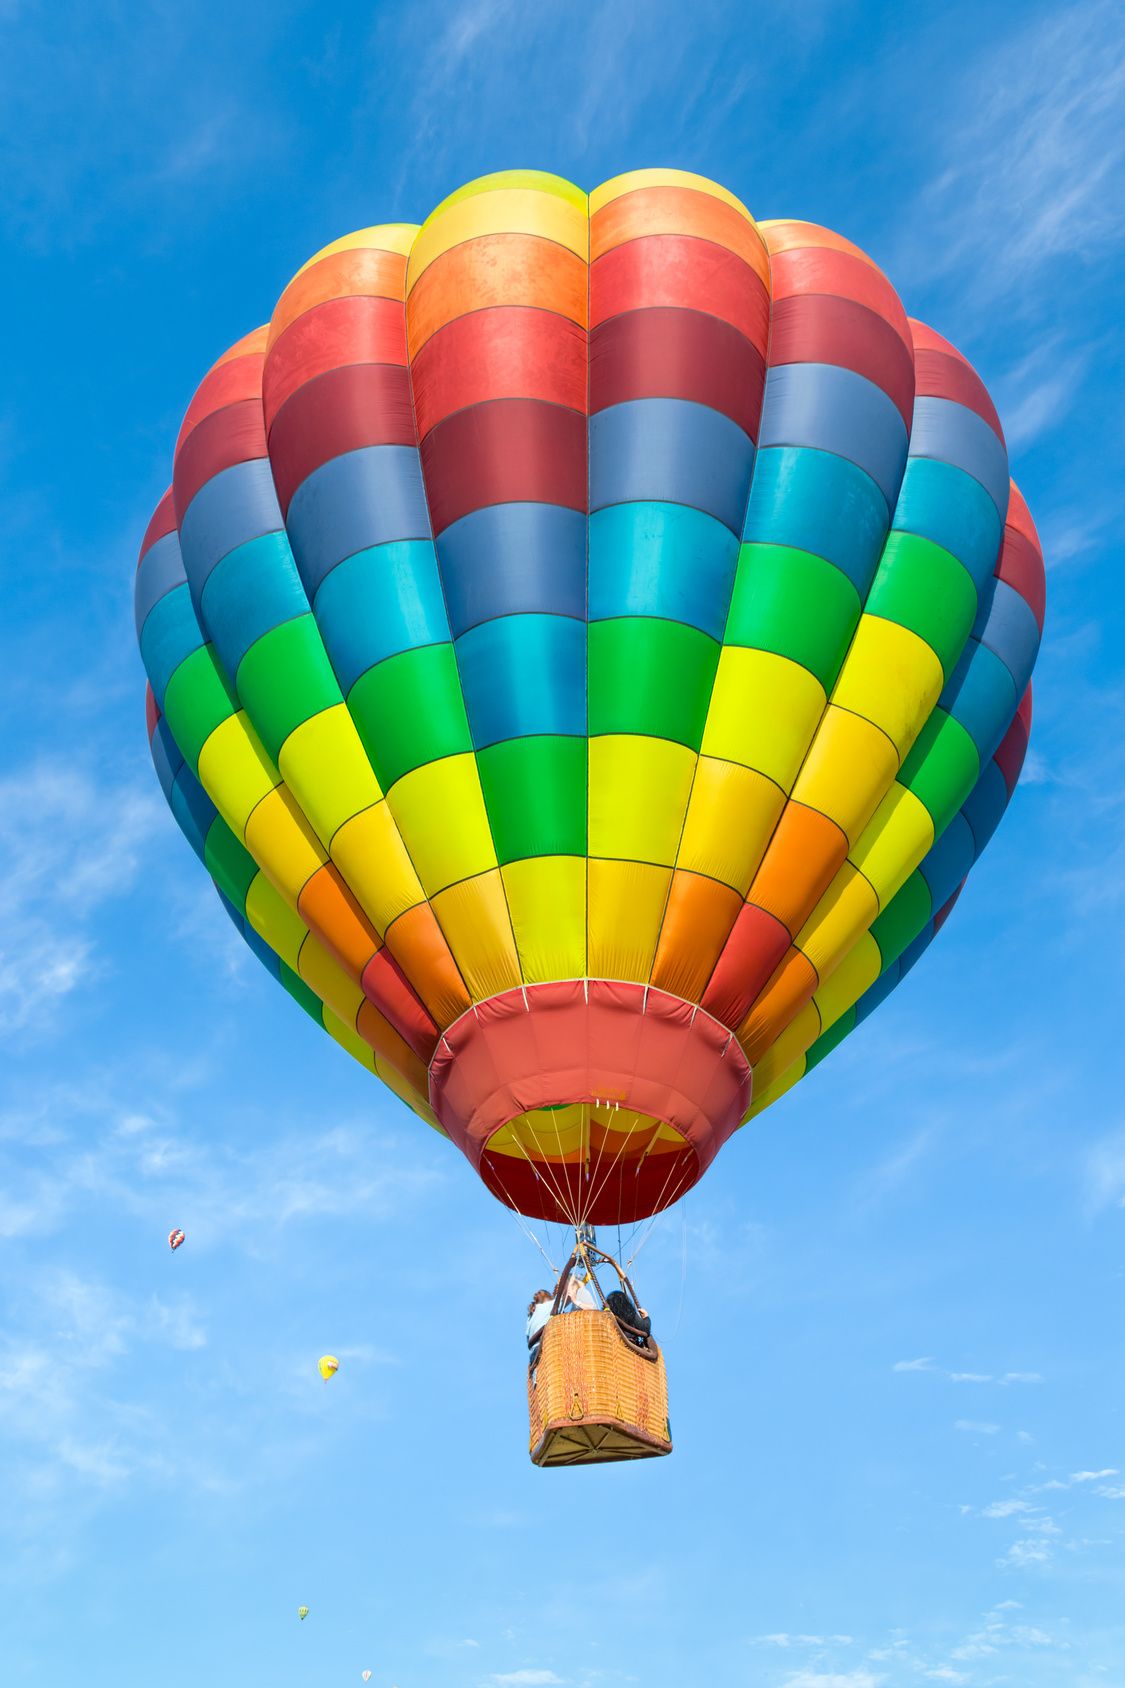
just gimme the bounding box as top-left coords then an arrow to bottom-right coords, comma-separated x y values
168,1228 -> 185,1251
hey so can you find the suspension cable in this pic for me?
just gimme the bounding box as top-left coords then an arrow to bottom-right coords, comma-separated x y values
483,1145 -> 563,1273
511,1116 -> 579,1229
625,1160 -> 695,1271
585,1106 -> 645,1221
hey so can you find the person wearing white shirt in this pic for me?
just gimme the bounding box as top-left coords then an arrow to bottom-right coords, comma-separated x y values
526,1288 -> 553,1346
563,1271 -> 596,1311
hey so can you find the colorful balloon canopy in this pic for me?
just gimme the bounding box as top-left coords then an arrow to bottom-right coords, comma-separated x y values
168,1228 -> 185,1251
136,168 -> 1044,1229
318,1355 -> 339,1381
298,1607 -> 309,1621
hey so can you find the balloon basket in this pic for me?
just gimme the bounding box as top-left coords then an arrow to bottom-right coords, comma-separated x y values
528,1308 -> 672,1467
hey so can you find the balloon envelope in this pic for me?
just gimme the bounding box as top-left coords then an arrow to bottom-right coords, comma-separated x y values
318,1355 -> 339,1381
137,169 -> 1044,1230
298,1607 -> 309,1620
168,1229 -> 185,1251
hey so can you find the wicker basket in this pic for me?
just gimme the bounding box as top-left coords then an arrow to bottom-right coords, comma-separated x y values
528,1307 -> 672,1466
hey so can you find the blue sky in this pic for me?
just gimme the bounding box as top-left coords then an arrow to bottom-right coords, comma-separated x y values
2,1 -> 1124,1684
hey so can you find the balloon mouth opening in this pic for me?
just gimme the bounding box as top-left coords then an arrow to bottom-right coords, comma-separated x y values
479,1103 -> 699,1227
428,979 -> 752,1225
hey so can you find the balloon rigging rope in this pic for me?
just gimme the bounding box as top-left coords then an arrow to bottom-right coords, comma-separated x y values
491,1095 -> 693,1295
617,1210 -> 647,1265
584,1107 -> 645,1224
511,1115 -> 580,1230
549,1107 -> 583,1227
624,1163 -> 688,1268
671,1194 -> 689,1340
513,1120 -> 577,1232
493,1168 -> 562,1277
625,1159 -> 696,1272
623,1209 -> 663,1273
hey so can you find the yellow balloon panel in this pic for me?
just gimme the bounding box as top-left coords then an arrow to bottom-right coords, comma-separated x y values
790,707 -> 900,844
243,786 -> 326,903
386,755 -> 497,896
831,617 -> 945,760
197,711 -> 280,839
588,736 -> 696,865
408,187 -> 588,289
501,856 -> 587,983
331,801 -> 425,934
430,870 -> 522,1001
849,784 -> 935,910
588,860 -> 671,982
277,704 -> 383,844
678,758 -> 785,894
702,648 -> 826,790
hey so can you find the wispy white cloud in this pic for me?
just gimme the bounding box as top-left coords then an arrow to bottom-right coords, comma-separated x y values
894,1359 -> 1042,1386
0,1265 -> 202,1504
999,1536 -> 1053,1568
425,1637 -> 481,1660
993,341 -> 1090,453
0,1083 -> 438,1549
753,1635 -> 856,1649
490,1673 -> 563,1686
146,1293 -> 208,1352
950,1603 -> 1063,1663
1036,502 -> 1116,574
0,760 -> 161,1039
910,0 -> 1125,305
0,9 -> 292,247
1083,1130 -> 1125,1212
957,1448 -> 1125,1581
0,1074 -> 442,1250
955,1420 -> 1001,1435
858,1127 -> 934,1206
780,1672 -> 880,1688
151,108 -> 238,185
978,1501 -> 1063,1574
755,1600 -> 1074,1683
981,1499 -> 1034,1519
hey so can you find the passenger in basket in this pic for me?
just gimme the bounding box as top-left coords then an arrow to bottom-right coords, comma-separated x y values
606,1288 -> 652,1348
526,1288 -> 553,1380
527,1288 -> 552,1347
562,1271 -> 596,1312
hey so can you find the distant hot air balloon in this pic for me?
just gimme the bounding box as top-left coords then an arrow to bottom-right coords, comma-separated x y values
298,1606 -> 309,1621
136,169 -> 1044,1453
362,1674 -> 372,1683
168,1229 -> 185,1251
318,1355 -> 339,1381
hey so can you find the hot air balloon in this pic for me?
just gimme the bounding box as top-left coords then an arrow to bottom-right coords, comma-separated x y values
168,1228 -> 185,1251
136,168 -> 1044,1463
362,1673 -> 372,1682
318,1355 -> 339,1381
298,1606 -> 309,1621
